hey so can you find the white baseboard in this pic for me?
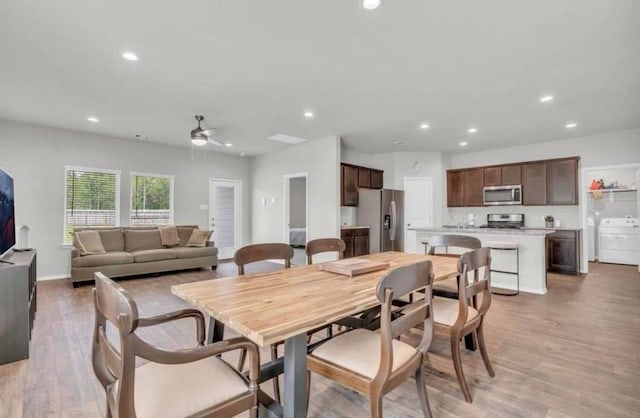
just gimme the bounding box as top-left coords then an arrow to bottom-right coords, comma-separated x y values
37,274 -> 70,281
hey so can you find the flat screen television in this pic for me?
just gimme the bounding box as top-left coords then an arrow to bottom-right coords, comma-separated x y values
0,167 -> 16,258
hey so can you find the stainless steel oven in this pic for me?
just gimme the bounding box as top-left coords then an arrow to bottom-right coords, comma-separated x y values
483,185 -> 522,206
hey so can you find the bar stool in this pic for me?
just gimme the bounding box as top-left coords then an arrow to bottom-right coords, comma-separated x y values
485,241 -> 519,296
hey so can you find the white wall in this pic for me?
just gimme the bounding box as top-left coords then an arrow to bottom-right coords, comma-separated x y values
251,136 -> 340,245
0,119 -> 252,279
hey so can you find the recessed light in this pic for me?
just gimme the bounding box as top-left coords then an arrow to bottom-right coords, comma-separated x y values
393,141 -> 405,146
565,122 -> 578,129
419,123 -> 430,130
122,51 -> 138,61
224,143 -> 233,147
540,95 -> 554,103
468,127 -> 478,134
87,117 -> 99,123
304,111 -> 314,118
459,142 -> 468,147
362,0 -> 381,10
240,152 -> 246,157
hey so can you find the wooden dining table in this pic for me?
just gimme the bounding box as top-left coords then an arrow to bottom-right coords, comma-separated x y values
172,251 -> 460,418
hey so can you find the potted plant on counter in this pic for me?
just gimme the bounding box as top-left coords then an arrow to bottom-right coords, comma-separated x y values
544,215 -> 554,228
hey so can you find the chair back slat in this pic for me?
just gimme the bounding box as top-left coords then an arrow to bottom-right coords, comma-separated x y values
426,234 -> 481,255
98,329 -> 124,379
234,243 -> 294,275
455,247 -> 492,326
305,238 -> 346,264
376,260 -> 432,301
390,302 -> 428,339
94,272 -> 139,333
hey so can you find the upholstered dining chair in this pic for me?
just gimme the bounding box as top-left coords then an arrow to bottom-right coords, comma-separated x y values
305,238 -> 346,264
91,272 -> 259,418
432,247 -> 495,402
307,260 -> 435,418
425,234 -> 481,299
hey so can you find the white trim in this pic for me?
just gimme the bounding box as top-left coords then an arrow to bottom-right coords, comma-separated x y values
63,165 -> 121,244
129,171 -> 175,225
37,274 -> 70,282
209,178 -> 243,259
283,172 -> 309,245
579,162 -> 640,274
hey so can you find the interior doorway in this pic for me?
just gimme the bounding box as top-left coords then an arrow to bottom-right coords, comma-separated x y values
209,178 -> 242,260
284,173 -> 308,265
403,177 -> 434,254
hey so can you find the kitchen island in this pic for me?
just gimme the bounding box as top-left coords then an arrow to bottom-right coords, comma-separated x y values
410,227 -> 555,294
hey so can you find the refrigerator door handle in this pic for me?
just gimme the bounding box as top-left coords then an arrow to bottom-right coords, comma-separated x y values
390,200 -> 397,241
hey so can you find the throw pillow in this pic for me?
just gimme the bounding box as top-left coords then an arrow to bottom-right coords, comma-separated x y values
187,229 -> 212,247
74,230 -> 107,256
158,225 -> 179,247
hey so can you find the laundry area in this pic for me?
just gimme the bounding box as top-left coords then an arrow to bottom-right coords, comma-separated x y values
585,165 -> 639,267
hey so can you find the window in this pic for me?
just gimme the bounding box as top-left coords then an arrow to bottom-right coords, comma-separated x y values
130,173 -> 174,226
64,166 -> 121,243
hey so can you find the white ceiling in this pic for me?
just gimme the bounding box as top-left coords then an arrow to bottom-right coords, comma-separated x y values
1,0 -> 639,156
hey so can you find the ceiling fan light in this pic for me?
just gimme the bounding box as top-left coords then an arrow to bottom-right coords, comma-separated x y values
191,137 -> 207,146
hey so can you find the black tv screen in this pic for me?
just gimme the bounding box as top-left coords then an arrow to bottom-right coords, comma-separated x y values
0,167 -> 16,257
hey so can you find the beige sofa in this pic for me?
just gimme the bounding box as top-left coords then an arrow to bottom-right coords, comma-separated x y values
70,225 -> 218,287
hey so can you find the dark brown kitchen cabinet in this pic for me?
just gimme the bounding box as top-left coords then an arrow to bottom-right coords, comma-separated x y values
357,168 -> 371,188
502,165 -> 522,185
484,167 -> 502,187
522,162 -> 547,205
341,164 -> 358,206
447,170 -> 464,207
462,168 -> 484,206
370,170 -> 383,189
547,158 -> 578,205
341,227 -> 369,258
547,230 -> 580,275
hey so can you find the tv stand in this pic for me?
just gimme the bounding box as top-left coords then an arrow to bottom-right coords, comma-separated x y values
0,249 -> 37,365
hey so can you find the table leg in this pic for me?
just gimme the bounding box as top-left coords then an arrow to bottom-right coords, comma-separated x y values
283,333 -> 308,418
207,316 -> 225,344
464,333 -> 477,351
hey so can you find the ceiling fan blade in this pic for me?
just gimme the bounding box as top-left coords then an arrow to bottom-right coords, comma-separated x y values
206,137 -> 224,146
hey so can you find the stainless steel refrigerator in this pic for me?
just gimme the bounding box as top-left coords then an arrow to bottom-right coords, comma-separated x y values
357,189 -> 404,253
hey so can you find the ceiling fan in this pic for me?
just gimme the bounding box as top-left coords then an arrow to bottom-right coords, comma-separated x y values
190,115 -> 224,146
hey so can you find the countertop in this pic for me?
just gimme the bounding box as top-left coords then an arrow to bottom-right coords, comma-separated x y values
340,225 -> 370,229
409,227 -> 555,236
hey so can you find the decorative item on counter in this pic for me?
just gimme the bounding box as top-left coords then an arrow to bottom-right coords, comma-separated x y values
599,179 -> 605,189
590,179 -> 601,190
554,220 -> 561,228
544,215 -> 554,228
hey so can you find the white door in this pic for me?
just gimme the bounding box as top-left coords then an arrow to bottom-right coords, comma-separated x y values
403,177 -> 433,254
209,179 -> 242,260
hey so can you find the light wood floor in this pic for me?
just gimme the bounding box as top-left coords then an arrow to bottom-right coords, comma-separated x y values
1,261 -> 639,417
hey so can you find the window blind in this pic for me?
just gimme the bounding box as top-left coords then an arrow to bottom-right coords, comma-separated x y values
64,168 -> 119,243
130,174 -> 173,226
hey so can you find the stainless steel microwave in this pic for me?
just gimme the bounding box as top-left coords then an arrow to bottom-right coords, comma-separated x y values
483,185 -> 522,205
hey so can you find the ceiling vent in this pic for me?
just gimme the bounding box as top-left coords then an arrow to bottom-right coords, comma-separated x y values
267,134 -> 307,145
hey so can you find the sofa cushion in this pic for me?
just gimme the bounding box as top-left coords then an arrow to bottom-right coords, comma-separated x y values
74,231 -> 106,255
174,246 -> 218,259
125,229 -> 163,252
98,229 -> 125,252
72,252 -> 134,268
187,229 -> 213,247
176,227 -> 195,247
132,249 -> 178,263
159,226 -> 180,247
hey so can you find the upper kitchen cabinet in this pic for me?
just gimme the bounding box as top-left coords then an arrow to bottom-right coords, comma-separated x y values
502,165 -> 522,185
522,162 -> 547,205
462,168 -> 484,206
341,164 -> 359,206
341,163 -> 384,206
547,158 -> 579,205
447,170 -> 464,207
483,166 -> 502,187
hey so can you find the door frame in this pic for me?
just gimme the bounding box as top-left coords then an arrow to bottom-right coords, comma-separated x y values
579,162 -> 640,273
403,177 -> 434,254
209,178 -> 243,260
283,172 -> 309,245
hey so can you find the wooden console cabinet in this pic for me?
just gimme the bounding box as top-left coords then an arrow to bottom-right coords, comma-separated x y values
341,228 -> 370,258
0,250 -> 37,364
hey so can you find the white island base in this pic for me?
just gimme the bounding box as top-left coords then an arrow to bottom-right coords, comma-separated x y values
413,228 -> 553,295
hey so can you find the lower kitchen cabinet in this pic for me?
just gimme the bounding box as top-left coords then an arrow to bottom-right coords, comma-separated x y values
341,227 -> 370,258
547,230 -> 581,275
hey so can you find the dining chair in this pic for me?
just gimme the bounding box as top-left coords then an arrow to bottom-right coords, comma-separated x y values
425,234 -> 481,299
305,238 -> 346,264
91,272 -> 259,418
307,260 -> 435,418
432,247 -> 495,402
